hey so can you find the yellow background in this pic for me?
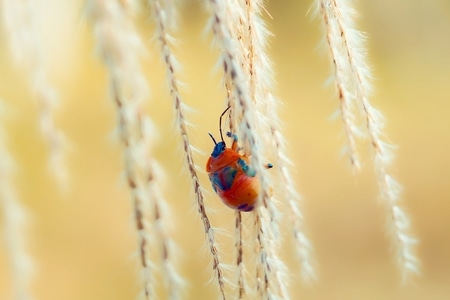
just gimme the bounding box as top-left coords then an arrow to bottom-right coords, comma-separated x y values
1,0 -> 450,299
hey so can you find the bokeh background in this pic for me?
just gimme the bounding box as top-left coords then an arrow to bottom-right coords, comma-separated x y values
1,0 -> 450,299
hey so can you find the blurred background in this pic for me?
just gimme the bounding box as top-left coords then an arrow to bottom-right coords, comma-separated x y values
1,0 -> 450,299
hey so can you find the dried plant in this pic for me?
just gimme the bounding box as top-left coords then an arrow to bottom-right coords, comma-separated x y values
85,1 -> 180,298
0,0 -> 421,299
2,0 -> 68,187
206,0 -> 291,298
149,0 -> 222,298
315,0 -> 419,280
206,1 -> 317,298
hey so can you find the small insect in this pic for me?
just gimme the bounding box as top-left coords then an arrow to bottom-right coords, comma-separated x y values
206,107 -> 273,212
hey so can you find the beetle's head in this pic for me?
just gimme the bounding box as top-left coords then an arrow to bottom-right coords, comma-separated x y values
208,132 -> 226,157
211,141 -> 226,157
208,106 -> 231,158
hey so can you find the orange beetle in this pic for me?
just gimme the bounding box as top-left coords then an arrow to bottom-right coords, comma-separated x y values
206,107 -> 272,211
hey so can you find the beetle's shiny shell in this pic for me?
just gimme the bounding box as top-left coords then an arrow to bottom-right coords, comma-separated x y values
206,149 -> 259,211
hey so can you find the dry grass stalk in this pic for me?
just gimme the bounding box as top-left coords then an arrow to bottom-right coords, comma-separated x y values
234,211 -> 245,299
221,2 -> 254,298
253,208 -> 290,299
361,95 -> 420,280
146,166 -> 183,300
315,0 -> 362,170
150,0 -> 227,298
0,106 -> 34,300
86,1 -> 179,298
207,0 -> 271,210
316,0 -> 419,279
206,0 -> 291,298
254,213 -> 270,299
271,127 -> 316,281
2,0 -> 68,187
241,0 -> 315,282
235,0 -> 291,297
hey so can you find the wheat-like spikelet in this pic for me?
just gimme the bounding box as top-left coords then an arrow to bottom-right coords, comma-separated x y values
254,207 -> 290,300
221,2 -> 254,298
315,0 -> 363,171
206,0 -> 291,298
241,0 -> 316,282
364,103 -> 419,280
254,212 -> 270,300
149,0 -> 229,298
0,103 -> 34,300
146,162 -> 184,300
206,0 -> 271,209
234,211 -> 245,299
86,1 -> 180,298
271,127 -> 316,281
235,0 -> 291,296
216,13 -> 256,297
2,0 -> 68,187
315,0 -> 419,279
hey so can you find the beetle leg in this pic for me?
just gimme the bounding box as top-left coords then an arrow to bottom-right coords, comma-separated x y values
227,132 -> 239,151
237,158 -> 256,177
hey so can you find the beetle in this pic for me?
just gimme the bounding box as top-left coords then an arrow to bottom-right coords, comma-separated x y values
206,106 -> 272,212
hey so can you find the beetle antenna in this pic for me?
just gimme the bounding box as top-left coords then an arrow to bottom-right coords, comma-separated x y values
208,132 -> 217,145
219,106 -> 231,142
